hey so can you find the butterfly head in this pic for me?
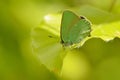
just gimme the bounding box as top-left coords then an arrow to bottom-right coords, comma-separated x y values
61,39 -> 73,47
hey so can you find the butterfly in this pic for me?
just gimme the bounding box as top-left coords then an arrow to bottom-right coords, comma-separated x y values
60,10 -> 91,47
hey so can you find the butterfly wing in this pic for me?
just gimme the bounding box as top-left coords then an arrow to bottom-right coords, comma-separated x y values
60,10 -> 80,45
68,18 -> 91,44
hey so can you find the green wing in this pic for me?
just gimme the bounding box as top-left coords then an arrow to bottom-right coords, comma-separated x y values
60,10 -> 91,46
60,10 -> 80,45
68,19 -> 91,44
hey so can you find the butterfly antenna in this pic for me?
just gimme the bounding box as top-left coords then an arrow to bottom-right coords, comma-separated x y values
48,35 -> 58,39
48,35 -> 54,38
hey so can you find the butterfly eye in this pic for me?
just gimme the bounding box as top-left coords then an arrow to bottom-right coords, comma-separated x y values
80,16 -> 85,19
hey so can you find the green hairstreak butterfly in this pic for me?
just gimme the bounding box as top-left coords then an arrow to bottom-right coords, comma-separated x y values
60,10 -> 91,46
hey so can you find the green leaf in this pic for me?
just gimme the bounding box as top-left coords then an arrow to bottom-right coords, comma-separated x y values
61,49 -> 91,80
91,21 -> 120,41
32,13 -> 65,74
32,7 -> 120,73
79,38 -> 120,80
76,5 -> 120,24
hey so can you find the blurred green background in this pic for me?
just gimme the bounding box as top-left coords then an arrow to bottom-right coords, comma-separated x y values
0,0 -> 120,80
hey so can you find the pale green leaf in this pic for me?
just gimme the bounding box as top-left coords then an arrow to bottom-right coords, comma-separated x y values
91,21 -> 120,41
32,13 -> 65,74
